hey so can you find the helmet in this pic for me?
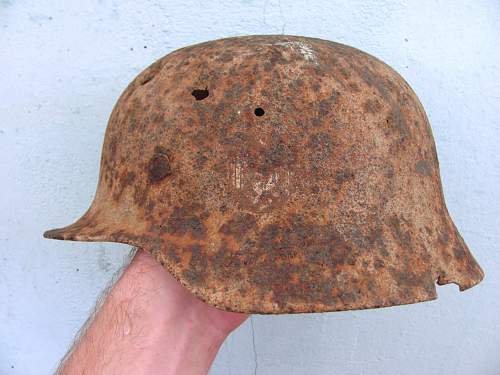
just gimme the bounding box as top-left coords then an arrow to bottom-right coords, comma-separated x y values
44,35 -> 484,313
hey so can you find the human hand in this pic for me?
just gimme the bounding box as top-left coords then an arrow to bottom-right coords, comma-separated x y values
57,248 -> 248,375
132,248 -> 249,337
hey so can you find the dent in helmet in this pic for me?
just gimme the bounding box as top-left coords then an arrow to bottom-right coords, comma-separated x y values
148,146 -> 173,183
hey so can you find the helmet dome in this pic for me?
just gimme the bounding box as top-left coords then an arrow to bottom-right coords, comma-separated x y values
45,35 -> 483,313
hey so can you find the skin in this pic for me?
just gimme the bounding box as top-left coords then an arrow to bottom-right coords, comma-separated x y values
57,248 -> 248,375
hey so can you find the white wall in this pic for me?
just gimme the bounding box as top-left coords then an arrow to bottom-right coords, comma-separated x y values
1,1 -> 499,374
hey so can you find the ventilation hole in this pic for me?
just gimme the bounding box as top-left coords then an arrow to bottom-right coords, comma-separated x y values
192,88 -> 209,101
254,107 -> 265,116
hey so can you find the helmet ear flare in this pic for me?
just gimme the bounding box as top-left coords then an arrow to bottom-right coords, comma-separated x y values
44,207 -> 108,242
44,223 -> 101,242
43,225 -> 89,241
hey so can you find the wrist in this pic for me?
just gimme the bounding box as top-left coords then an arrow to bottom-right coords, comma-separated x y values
58,248 -> 243,375
124,249 -> 228,372
127,248 -> 229,338
97,249 -> 227,373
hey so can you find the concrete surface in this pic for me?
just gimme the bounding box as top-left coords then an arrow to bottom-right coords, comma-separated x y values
1,1 -> 499,374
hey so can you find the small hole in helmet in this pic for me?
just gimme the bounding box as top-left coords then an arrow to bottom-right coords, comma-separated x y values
254,107 -> 265,116
192,88 -> 209,101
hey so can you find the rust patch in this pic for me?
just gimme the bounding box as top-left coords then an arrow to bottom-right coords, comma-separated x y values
165,206 -> 207,240
415,159 -> 432,176
362,98 -> 382,114
219,212 -> 257,238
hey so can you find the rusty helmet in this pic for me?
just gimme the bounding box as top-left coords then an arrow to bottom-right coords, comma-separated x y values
44,35 -> 483,313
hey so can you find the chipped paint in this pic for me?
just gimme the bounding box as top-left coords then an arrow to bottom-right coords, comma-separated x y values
235,159 -> 243,189
273,40 -> 318,63
252,172 -> 279,204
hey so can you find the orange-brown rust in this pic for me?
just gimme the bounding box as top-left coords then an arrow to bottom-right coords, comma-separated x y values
44,35 -> 484,314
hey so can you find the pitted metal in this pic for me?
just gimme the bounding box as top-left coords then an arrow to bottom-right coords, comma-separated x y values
44,35 -> 484,313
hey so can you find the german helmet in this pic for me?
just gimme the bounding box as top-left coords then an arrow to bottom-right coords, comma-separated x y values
44,35 -> 484,313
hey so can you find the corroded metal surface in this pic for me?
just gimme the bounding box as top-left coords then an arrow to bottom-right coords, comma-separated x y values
44,35 -> 484,313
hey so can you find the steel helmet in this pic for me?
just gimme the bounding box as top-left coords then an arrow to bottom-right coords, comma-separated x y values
44,35 -> 484,313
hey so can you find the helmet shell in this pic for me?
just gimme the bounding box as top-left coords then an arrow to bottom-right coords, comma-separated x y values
45,35 -> 484,313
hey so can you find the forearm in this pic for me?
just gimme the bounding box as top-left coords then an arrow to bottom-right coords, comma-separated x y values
57,249 -> 228,375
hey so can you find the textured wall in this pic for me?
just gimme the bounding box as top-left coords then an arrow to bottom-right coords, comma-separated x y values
1,1 -> 499,374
